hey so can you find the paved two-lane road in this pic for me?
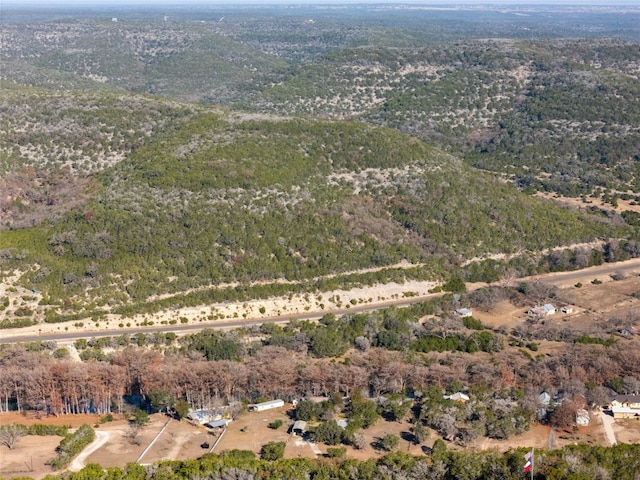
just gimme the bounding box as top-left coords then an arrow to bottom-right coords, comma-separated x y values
2,258 -> 640,345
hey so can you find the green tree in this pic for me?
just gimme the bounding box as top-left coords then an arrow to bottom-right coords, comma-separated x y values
443,276 -> 466,293
326,447 -> 346,458
348,390 -> 380,429
412,422 -> 428,445
261,441 -> 286,461
132,409 -> 150,427
148,391 -> 174,413
313,420 -> 343,446
295,399 -> 320,421
309,327 -> 348,358
381,433 -> 399,451
174,400 -> 190,420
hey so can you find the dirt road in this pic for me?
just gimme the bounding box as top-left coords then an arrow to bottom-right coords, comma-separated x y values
596,410 -> 617,446
68,430 -> 112,472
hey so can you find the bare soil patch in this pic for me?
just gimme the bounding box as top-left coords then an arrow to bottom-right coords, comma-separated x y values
0,412 -> 103,428
84,415 -> 168,468
536,191 -> 640,216
612,418 -> 640,444
0,435 -> 62,480
472,300 -> 525,330
219,407 -> 433,460
552,421 -> 609,449
342,418 -> 427,460
474,273 -> 640,338
218,407 -> 293,457
139,418 -> 211,464
0,412 -> 112,480
474,423 -> 550,452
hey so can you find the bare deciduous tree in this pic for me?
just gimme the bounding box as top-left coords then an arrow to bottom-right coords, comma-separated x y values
0,424 -> 26,449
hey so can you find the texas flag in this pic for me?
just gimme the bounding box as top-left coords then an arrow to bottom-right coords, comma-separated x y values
523,449 -> 533,472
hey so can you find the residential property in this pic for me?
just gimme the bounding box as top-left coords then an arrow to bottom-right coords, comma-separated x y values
250,399 -> 285,412
539,392 -> 551,406
610,394 -> 640,419
188,409 -> 222,424
528,304 -> 556,317
444,392 -> 470,402
456,308 -> 473,318
536,392 -> 552,421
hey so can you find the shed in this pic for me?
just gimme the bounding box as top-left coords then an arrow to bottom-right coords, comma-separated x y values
336,419 -> 348,429
292,420 -> 307,435
250,399 -> 285,412
576,409 -> 590,426
543,304 -> 556,315
456,308 -> 473,318
205,419 -> 229,429
539,392 -> 551,406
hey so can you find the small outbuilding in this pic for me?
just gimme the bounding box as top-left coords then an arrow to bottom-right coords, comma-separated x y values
444,392 -> 470,402
456,308 -> 473,318
205,419 -> 229,429
539,392 -> 551,406
292,420 -> 307,435
576,409 -> 590,426
336,419 -> 348,429
250,399 -> 285,412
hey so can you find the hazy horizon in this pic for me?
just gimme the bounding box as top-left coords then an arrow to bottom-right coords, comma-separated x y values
5,0 -> 640,7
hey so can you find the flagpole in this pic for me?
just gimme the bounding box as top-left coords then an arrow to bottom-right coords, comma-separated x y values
531,448 -> 534,480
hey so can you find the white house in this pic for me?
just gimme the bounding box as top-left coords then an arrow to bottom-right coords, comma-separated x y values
528,304 -> 556,317
250,399 -> 285,412
444,392 -> 470,402
188,409 -> 221,424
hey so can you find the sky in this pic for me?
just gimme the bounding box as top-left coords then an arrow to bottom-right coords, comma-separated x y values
7,0 -> 640,6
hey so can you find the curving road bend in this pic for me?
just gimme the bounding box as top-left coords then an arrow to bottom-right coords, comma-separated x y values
68,430 -> 112,472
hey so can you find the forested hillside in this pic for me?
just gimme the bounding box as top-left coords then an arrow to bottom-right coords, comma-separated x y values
1,82 -> 627,322
0,4 -> 639,322
1,5 -> 638,201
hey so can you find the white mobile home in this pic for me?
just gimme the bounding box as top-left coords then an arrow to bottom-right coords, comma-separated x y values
250,399 -> 285,412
